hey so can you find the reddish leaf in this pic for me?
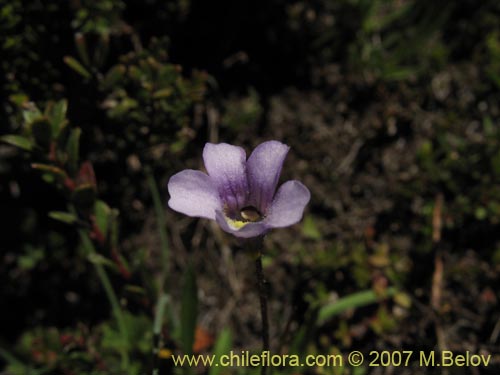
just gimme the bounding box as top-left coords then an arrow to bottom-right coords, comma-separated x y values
77,161 -> 96,187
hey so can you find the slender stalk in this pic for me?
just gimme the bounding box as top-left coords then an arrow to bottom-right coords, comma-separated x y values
77,225 -> 130,369
152,294 -> 169,375
146,168 -> 170,292
146,168 -> 171,375
255,253 -> 270,357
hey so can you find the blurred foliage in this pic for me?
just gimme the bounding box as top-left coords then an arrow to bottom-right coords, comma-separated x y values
2,0 -> 500,374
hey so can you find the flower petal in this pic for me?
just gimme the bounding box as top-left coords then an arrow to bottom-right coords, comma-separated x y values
167,170 -> 221,220
203,143 -> 248,212
215,211 -> 270,238
264,180 -> 311,228
246,140 -> 290,213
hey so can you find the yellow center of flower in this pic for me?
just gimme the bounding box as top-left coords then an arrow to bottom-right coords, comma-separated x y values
225,217 -> 249,229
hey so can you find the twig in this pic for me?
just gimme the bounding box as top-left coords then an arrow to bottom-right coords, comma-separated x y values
430,193 -> 448,356
336,139 -> 363,174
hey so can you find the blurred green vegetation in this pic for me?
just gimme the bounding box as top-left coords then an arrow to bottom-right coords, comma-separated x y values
1,0 -> 500,374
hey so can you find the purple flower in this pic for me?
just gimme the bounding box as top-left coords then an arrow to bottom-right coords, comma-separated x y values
167,141 -> 311,238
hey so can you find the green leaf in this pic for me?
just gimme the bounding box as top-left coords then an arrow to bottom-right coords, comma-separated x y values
55,123 -> 71,160
74,32 -> 90,66
8,93 -> 29,106
125,285 -> 147,295
49,99 -> 68,136
66,127 -> 81,175
317,287 -> 397,325
93,33 -> 110,68
18,247 -> 44,270
88,253 -> 117,270
0,135 -> 33,151
32,163 -> 67,181
382,67 -> 416,81
64,56 -> 91,79
288,311 -> 317,356
22,104 -> 43,125
48,211 -> 78,224
153,294 -> 169,339
31,117 -> 52,149
72,184 -> 97,211
208,328 -> 232,375
153,88 -> 173,99
102,65 -> 126,89
180,264 -> 198,356
94,200 -> 111,239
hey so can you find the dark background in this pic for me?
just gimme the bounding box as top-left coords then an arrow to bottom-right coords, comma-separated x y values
1,0 -> 500,374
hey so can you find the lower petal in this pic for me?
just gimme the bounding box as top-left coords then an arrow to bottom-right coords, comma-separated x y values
215,211 -> 269,238
264,180 -> 311,228
167,170 -> 221,220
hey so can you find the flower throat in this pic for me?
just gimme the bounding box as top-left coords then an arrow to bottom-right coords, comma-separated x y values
240,206 -> 262,222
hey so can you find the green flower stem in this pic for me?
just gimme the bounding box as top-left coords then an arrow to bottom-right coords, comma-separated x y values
246,237 -> 270,375
71,206 -> 130,370
255,252 -> 270,375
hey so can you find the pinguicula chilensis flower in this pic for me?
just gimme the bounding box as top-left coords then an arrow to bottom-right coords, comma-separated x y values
167,141 -> 310,238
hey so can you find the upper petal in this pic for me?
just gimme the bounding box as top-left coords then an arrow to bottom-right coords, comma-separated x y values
215,210 -> 270,238
264,180 -> 311,228
167,169 -> 221,220
203,143 -> 248,212
246,141 -> 290,213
